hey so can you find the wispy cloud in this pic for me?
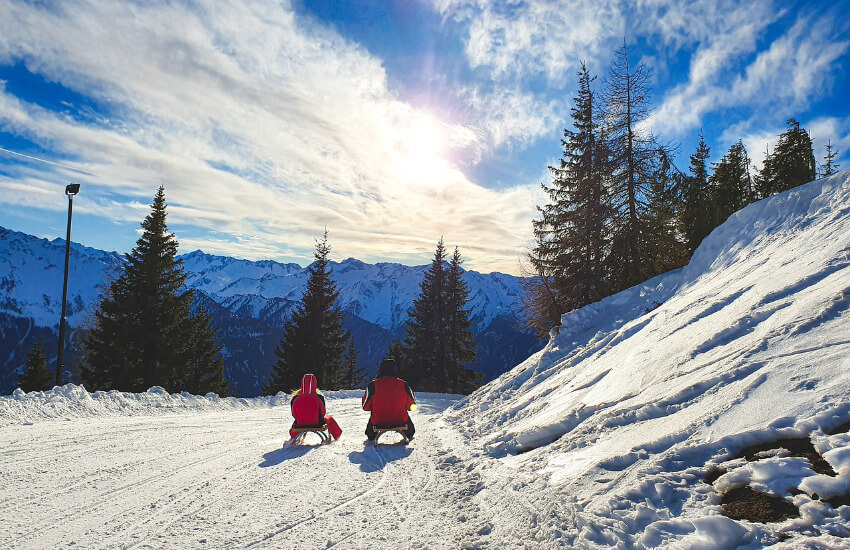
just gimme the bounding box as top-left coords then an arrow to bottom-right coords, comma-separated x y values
435,0 -> 849,150
0,0 -> 538,273
652,15 -> 850,136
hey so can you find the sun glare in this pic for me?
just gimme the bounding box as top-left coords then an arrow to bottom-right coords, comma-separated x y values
400,114 -> 455,188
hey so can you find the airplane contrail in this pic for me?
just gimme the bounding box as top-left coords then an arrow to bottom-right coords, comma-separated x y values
0,146 -> 99,177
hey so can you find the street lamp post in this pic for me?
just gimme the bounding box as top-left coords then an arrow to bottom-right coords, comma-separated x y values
56,182 -> 80,387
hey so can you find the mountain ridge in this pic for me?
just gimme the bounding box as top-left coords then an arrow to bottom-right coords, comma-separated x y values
0,226 -> 541,396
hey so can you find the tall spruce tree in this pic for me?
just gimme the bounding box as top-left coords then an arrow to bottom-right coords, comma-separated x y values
399,239 -> 448,390
528,62 -> 610,335
19,340 -> 51,392
680,132 -> 716,255
81,187 -> 227,395
755,119 -> 816,197
645,148 -> 688,276
822,139 -> 840,177
340,341 -> 367,389
178,306 -> 229,395
603,41 -> 661,292
398,239 -> 481,393
711,141 -> 753,224
445,247 -> 481,393
264,231 -> 351,393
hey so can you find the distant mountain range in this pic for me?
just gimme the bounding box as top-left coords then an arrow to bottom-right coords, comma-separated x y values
0,226 -> 541,396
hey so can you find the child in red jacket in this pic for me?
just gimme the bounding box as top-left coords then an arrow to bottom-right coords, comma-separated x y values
362,358 -> 416,440
290,374 -> 342,440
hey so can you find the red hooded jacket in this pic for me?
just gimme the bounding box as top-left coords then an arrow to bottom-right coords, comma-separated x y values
291,374 -> 326,427
362,377 -> 416,427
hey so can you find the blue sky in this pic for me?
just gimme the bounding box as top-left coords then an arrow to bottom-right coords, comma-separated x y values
1,0 -> 848,274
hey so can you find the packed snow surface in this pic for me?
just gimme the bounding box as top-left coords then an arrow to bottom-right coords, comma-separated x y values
3,173 -> 850,548
1,387 -> 481,549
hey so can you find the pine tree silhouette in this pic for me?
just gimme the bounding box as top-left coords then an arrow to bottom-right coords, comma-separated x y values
265,231 -> 351,393
81,186 -> 227,395
18,340 -> 52,392
680,132 -> 716,255
528,62 -> 611,335
755,119 -> 816,197
397,239 -> 481,393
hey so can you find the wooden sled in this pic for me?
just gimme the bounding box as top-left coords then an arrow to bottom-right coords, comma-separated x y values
290,425 -> 332,445
372,426 -> 410,445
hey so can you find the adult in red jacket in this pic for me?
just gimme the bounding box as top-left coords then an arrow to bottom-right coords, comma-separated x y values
290,373 -> 342,440
362,358 -> 416,440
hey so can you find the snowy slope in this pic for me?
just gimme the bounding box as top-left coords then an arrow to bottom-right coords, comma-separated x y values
443,172 -> 850,546
0,227 -> 123,327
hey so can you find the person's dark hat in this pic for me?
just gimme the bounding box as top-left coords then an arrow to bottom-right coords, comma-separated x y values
379,357 -> 399,378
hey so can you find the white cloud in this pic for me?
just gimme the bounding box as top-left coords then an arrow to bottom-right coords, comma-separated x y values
652,15 -> 850,135
435,0 -> 624,83
461,86 -> 559,148
0,0 -> 539,274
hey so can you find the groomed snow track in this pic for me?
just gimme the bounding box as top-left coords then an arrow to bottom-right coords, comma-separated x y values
0,393 -> 491,549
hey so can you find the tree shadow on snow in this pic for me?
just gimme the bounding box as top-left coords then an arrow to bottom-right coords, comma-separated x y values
348,444 -> 413,473
258,444 -> 314,468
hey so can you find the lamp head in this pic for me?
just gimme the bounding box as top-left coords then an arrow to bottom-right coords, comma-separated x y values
65,183 -> 80,196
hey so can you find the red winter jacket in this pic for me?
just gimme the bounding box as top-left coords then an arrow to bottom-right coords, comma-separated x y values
362,377 -> 416,427
291,374 -> 326,427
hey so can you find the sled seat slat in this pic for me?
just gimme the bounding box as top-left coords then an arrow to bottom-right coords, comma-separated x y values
290,425 -> 328,434
373,426 -> 408,434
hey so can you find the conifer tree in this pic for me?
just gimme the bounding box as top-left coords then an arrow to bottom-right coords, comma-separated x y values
81,186 -> 227,394
340,341 -> 367,389
18,340 -> 51,392
445,247 -> 481,393
399,239 -> 448,390
522,238 -> 564,339
711,141 -> 753,224
822,139 -> 840,177
755,119 -> 816,197
398,239 -> 481,393
603,41 -> 662,292
179,306 -> 229,396
644,149 -> 688,276
264,231 -> 351,393
528,62 -> 610,334
680,132 -> 716,255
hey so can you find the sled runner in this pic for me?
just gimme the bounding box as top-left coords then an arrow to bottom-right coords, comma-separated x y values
372,426 -> 410,444
290,425 -> 332,444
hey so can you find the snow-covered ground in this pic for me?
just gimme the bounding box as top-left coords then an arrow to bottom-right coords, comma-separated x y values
443,171 -> 850,547
1,388 -> 489,549
3,173 -> 850,548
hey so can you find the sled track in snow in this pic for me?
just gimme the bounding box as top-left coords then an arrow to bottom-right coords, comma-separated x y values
324,443 -> 439,549
5,441 -> 244,546
1,395 -> 469,549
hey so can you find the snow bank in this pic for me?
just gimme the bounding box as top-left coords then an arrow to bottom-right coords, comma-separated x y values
0,385 -> 460,427
445,172 -> 850,546
0,384 -> 288,426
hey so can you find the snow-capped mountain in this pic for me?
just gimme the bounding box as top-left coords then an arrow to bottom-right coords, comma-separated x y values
180,251 -> 526,333
0,227 -> 540,395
